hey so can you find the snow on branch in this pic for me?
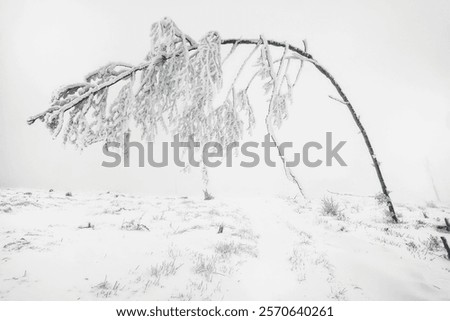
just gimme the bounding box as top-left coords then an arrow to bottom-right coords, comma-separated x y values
260,36 -> 305,197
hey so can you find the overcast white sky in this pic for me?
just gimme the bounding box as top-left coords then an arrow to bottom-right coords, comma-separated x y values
0,0 -> 449,203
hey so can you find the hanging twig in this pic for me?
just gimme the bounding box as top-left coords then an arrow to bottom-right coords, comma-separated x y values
261,36 -> 305,197
293,40 -> 307,88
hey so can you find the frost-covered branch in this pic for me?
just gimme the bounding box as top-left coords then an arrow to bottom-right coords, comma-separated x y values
27,61 -> 148,125
260,37 -> 305,197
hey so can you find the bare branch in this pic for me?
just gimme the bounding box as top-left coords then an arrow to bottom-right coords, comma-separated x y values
261,36 -> 305,197
328,95 -> 350,105
293,40 -> 308,88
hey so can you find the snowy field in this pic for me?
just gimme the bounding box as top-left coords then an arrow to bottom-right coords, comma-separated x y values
0,189 -> 449,300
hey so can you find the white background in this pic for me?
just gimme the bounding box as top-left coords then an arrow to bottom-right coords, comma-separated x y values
0,301 -> 449,320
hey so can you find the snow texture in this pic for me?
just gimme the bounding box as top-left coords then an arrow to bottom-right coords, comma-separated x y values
1,189 -> 449,300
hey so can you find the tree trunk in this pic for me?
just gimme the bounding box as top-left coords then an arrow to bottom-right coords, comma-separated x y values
441,237 -> 450,260
311,63 -> 398,223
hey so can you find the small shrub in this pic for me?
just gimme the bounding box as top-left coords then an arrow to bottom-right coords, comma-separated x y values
231,228 -> 257,241
424,235 -> 441,252
150,260 -> 180,280
405,240 -> 418,253
375,192 -> 390,206
78,222 -> 94,229
92,277 -> 120,298
121,217 -> 149,231
0,205 -> 12,213
415,220 -> 427,229
203,190 -> 214,201
65,192 -> 72,197
330,287 -> 347,300
426,201 -> 437,208
321,196 -> 344,219
214,241 -> 256,258
193,254 -> 217,280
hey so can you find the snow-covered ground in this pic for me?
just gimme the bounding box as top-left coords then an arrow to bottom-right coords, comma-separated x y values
0,189 -> 449,300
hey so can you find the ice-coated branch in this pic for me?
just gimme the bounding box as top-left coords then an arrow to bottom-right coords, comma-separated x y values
27,45 -> 197,126
292,40 -> 307,88
261,36 -> 305,198
27,61 -> 148,125
85,62 -> 134,83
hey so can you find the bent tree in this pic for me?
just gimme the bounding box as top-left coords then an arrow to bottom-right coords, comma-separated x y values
27,18 -> 398,222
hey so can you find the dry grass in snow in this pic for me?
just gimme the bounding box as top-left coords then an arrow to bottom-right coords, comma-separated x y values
0,189 -> 449,300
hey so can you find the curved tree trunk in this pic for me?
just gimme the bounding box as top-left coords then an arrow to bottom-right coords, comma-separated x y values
222,39 -> 398,222
312,62 -> 398,223
27,34 -> 398,222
